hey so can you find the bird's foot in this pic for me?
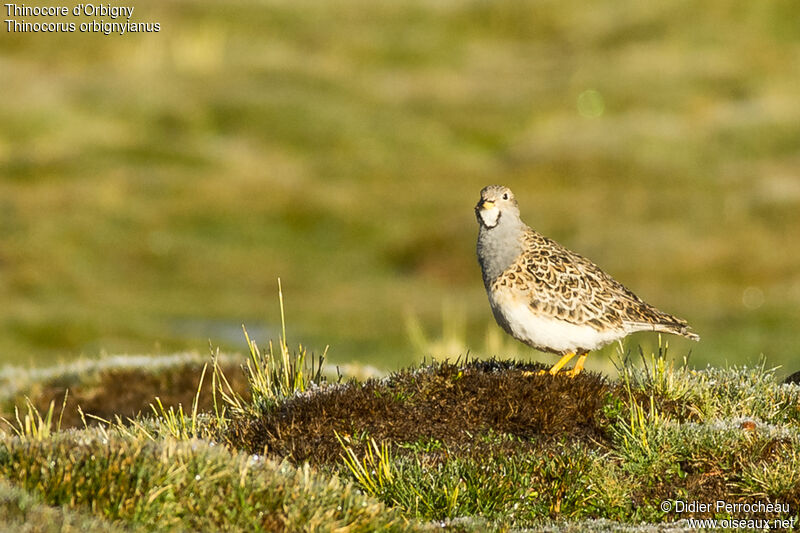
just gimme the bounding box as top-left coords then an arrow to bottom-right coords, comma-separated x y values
566,354 -> 588,378
522,353 -> 588,377
544,352 -> 576,376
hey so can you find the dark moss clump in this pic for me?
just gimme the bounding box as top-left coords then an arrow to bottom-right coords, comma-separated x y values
785,370 -> 800,385
3,360 -> 249,429
228,358 -> 611,463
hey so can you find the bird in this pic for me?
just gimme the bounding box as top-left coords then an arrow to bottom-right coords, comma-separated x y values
475,185 -> 699,377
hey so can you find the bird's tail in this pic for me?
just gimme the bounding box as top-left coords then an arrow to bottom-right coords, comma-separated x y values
651,322 -> 700,342
625,316 -> 700,342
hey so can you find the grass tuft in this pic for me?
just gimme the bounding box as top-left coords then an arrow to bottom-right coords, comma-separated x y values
337,432 -> 395,498
220,280 -> 331,419
1,395 -> 65,442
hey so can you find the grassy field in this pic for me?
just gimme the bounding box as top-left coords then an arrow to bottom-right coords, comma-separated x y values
2,0 -> 800,375
2,344 -> 799,531
5,2 -> 800,529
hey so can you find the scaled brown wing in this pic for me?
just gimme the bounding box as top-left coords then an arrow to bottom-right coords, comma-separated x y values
511,229 -> 677,330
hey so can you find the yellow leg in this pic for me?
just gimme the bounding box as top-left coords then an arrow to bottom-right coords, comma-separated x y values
568,354 -> 588,378
539,352 -> 576,376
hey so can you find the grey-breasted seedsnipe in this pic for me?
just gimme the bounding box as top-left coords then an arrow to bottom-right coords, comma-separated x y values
475,185 -> 699,377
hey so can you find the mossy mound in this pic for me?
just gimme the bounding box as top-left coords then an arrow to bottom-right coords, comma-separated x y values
228,358 -> 611,463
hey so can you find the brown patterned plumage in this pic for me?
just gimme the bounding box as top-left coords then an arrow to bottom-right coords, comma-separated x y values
475,185 -> 699,376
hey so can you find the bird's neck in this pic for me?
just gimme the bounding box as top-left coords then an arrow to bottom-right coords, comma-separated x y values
477,219 -> 525,288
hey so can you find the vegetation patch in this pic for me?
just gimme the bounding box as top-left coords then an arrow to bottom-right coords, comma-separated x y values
0,430 -> 413,532
205,340 -> 800,526
2,345 -> 800,530
0,477 -> 124,533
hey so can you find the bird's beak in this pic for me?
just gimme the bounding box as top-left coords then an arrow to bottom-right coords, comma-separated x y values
477,199 -> 495,210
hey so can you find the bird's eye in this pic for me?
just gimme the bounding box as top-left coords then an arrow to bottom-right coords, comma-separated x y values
502,193 -> 508,200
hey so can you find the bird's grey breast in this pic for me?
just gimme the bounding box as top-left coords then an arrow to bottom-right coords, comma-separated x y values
477,221 -> 524,290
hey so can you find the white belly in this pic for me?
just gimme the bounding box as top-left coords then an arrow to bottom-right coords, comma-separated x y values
490,297 -> 624,354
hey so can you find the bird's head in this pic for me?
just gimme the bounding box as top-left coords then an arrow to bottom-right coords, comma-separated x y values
475,185 -> 519,229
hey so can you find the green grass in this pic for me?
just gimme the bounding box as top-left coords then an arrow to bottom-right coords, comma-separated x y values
2,0 -> 800,373
3,340 -> 798,531
0,432 -> 412,532
0,477 -> 124,533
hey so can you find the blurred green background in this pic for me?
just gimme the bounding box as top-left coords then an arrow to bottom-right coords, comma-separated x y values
2,0 -> 799,375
